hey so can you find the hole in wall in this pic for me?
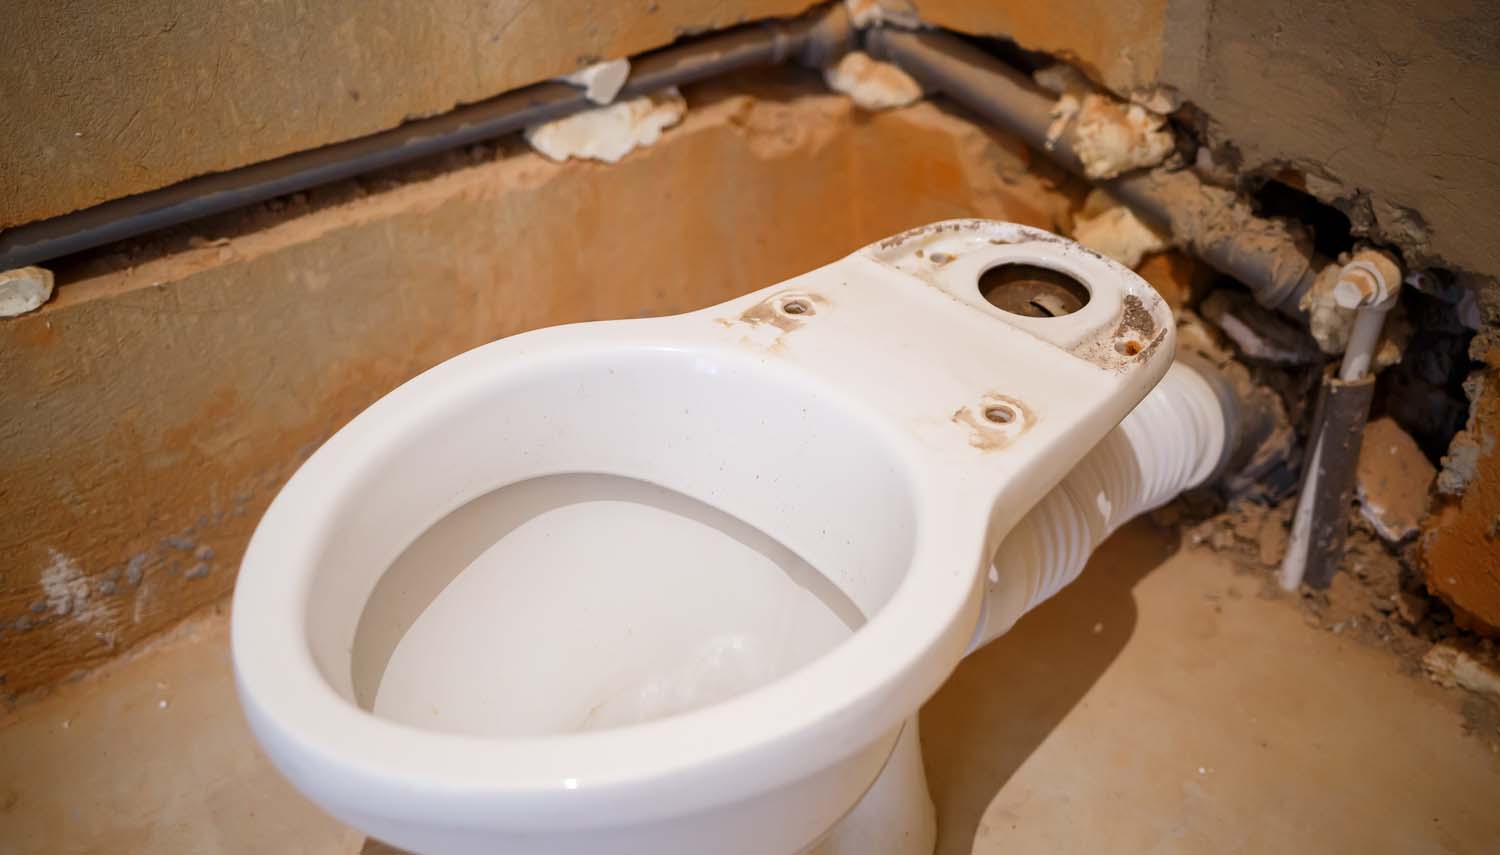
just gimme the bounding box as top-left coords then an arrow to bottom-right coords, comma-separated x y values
1252,174 -> 1355,260
1373,273 -> 1480,463
978,263 -> 1091,318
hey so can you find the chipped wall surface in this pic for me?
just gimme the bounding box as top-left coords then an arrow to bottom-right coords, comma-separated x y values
0,72 -> 1077,700
1422,354 -> 1500,634
0,0 -> 818,230
917,0 -> 1499,278
1160,0 -> 1500,278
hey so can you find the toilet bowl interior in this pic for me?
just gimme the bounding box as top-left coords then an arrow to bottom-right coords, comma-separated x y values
303,344 -> 921,738
354,473 -> 867,737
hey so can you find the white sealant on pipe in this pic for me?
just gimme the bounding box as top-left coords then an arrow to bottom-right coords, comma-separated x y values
974,361 -> 1228,648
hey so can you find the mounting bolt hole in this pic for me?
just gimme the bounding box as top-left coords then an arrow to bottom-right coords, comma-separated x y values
780,297 -> 813,316
979,264 -> 1090,318
984,405 -> 1017,425
1117,339 -> 1143,356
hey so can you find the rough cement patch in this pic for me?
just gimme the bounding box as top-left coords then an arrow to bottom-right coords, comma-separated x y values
524,88 -> 686,163
0,267 -> 54,317
822,51 -> 923,110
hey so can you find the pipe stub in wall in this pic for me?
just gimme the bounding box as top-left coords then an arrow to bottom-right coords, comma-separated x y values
1295,367 -> 1377,588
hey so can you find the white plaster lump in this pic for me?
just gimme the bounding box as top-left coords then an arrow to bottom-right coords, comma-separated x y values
524,88 -> 686,164
823,51 -> 923,111
1036,63 -> 1175,181
558,58 -> 631,105
0,266 -> 54,317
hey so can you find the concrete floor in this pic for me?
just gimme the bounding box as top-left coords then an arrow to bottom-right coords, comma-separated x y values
3,520 -> 1497,854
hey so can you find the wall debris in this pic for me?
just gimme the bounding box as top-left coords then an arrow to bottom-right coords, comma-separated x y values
1424,642 -> 1500,703
822,51 -> 922,111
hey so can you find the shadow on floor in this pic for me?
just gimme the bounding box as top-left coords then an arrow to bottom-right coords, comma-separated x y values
919,518 -> 1180,855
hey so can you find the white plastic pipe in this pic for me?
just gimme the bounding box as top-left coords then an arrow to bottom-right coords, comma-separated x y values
1338,305 -> 1390,382
1279,251 -> 1400,590
1278,431 -> 1326,592
974,360 -> 1229,648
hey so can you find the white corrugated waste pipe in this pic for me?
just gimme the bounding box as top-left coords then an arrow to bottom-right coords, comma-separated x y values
973,360 -> 1230,648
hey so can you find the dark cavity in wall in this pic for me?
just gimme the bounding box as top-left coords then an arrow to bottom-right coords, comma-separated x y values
1238,172 -> 1475,464
1378,274 -> 1479,463
1251,174 -> 1355,260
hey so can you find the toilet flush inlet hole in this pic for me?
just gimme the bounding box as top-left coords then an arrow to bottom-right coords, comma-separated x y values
351,474 -> 863,739
978,263 -> 1091,318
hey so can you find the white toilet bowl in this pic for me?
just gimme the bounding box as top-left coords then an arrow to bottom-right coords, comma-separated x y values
232,220 -> 1196,854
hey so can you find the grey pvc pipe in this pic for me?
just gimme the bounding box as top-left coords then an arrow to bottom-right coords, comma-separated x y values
4,8 -> 1320,318
865,27 -> 1321,316
0,8 -> 852,271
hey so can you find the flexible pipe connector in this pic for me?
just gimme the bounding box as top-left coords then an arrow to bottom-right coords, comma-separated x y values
973,361 -> 1229,648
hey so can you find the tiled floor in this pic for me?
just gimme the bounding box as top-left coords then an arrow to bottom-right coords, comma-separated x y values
3,520 -> 1497,854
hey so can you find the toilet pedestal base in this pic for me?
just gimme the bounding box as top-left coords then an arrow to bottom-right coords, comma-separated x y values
810,718 -> 935,855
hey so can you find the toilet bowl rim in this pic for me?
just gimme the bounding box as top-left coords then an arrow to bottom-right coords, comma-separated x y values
231,322 -> 991,826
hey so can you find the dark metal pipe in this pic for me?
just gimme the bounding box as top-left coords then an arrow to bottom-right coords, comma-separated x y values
866,27 -> 1321,316
0,7 -> 852,271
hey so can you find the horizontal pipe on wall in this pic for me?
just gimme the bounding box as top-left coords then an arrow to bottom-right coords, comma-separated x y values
0,7 -> 853,271
4,8 -> 1322,321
